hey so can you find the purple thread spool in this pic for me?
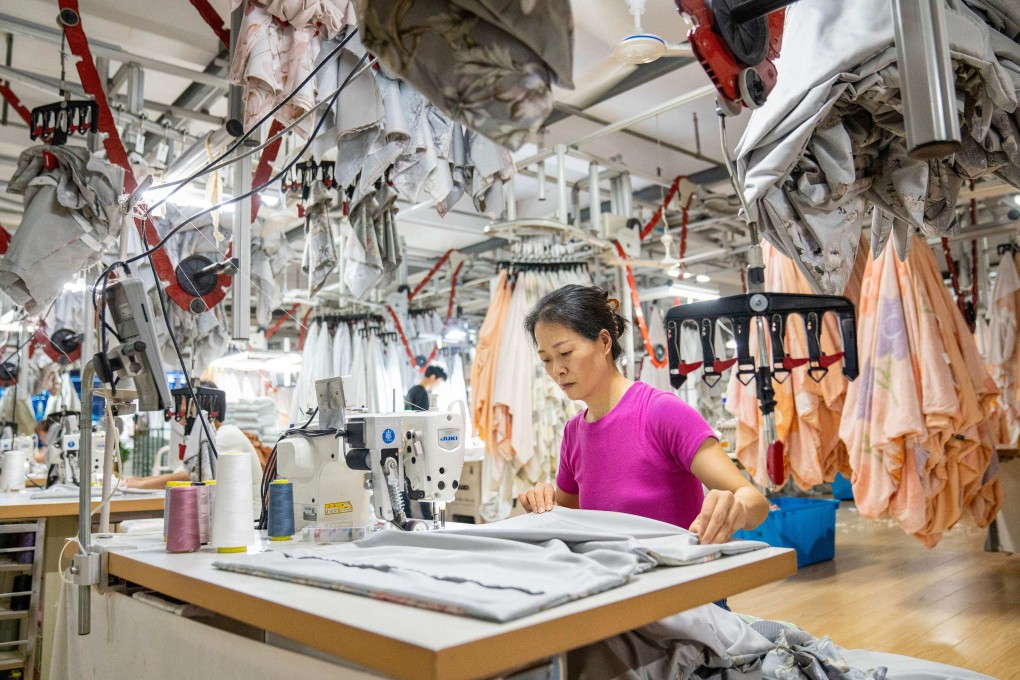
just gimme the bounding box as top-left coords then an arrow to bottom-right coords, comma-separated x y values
166,486 -> 201,553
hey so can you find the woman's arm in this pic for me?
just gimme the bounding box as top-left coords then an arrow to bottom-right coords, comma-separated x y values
688,438 -> 769,543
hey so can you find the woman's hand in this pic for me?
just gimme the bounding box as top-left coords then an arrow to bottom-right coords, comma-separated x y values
518,483 -> 557,513
689,489 -> 748,544
119,477 -> 141,489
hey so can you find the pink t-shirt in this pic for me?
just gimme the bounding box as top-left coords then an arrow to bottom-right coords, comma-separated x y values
556,381 -> 716,529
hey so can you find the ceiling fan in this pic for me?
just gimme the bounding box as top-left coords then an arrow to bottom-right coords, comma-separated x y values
563,0 -> 693,109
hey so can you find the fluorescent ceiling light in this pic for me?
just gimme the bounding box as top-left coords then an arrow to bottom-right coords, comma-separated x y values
443,328 -> 468,343
668,281 -> 720,301
695,274 -> 711,283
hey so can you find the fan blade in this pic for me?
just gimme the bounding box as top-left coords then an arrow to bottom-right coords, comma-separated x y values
559,54 -> 638,109
661,44 -> 694,58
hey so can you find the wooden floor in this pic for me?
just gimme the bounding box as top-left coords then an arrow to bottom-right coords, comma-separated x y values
729,502 -> 1020,679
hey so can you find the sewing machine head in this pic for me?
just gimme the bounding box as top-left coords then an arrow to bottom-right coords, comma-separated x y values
277,378 -> 466,534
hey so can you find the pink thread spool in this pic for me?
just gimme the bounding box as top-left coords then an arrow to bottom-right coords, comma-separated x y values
166,486 -> 201,553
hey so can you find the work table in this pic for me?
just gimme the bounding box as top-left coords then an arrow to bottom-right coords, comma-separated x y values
99,533 -> 797,680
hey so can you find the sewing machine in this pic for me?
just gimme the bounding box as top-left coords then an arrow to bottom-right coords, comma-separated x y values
277,377 -> 465,533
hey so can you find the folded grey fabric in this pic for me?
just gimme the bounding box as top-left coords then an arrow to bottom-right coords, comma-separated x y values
214,508 -> 768,622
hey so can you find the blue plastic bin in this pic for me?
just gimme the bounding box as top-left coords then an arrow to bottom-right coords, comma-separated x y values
831,472 -> 854,501
734,497 -> 840,568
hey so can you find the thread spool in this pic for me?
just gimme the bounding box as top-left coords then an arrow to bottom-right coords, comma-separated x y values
166,485 -> 201,553
205,480 -> 217,544
193,483 -> 210,544
267,479 -> 295,541
211,451 -> 254,553
163,480 -> 192,542
0,450 -> 27,492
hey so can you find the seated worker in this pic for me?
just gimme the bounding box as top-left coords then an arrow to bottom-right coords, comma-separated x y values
516,285 -> 769,547
404,365 -> 447,411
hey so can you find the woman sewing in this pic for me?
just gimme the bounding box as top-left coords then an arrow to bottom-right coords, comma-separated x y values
517,284 -> 769,546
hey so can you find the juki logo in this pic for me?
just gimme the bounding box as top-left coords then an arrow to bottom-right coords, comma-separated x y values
439,435 -> 459,442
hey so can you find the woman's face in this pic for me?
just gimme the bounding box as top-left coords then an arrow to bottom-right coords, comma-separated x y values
534,321 -> 613,402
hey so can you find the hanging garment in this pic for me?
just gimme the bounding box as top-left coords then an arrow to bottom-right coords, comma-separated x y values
214,508 -> 767,622
987,252 -> 1020,445
302,197 -> 338,296
639,305 -> 673,393
2,146 -> 123,314
736,0 -> 1020,295
352,0 -> 573,150
840,236 -> 1003,546
251,215 -> 294,328
725,242 -> 859,490
229,0 -> 355,137
470,272 -> 513,453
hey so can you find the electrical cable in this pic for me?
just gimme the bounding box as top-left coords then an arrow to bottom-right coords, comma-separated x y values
90,52 -> 369,468
258,406 -> 320,529
142,31 -> 358,212
137,53 -> 368,463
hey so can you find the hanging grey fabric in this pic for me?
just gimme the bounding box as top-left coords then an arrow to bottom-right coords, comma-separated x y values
1,146 -> 123,314
736,0 -> 1020,295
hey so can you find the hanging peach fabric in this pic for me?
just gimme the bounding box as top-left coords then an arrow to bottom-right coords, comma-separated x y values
470,271 -> 513,457
726,241 -> 859,489
840,235 -> 1003,547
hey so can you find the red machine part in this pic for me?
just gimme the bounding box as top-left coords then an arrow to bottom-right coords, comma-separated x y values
675,0 -> 784,113
58,0 -> 233,314
28,328 -> 83,365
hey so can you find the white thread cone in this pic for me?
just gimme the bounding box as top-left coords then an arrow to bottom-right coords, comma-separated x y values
211,452 -> 254,552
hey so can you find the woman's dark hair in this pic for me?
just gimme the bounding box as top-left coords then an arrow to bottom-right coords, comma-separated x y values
424,365 -> 448,381
524,285 -> 630,360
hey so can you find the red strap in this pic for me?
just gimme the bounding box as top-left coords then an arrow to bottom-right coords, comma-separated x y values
58,0 -> 176,285
264,303 -> 301,341
817,352 -> 844,369
388,261 -> 465,373
0,226 -> 9,255
638,176 -> 683,241
0,80 -> 31,125
614,242 -> 667,369
250,119 -> 286,222
409,250 -> 453,301
767,440 -> 786,487
386,306 -> 420,368
189,0 -> 231,48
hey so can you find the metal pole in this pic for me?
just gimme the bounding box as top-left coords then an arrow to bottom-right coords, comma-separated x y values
555,144 -> 569,224
589,161 -> 602,236
567,85 -> 716,149
226,4 -> 246,136
891,0 -> 960,159
232,151 -> 252,340
504,176 -> 517,221
77,360 -> 97,635
618,172 -> 636,379
99,408 -> 116,533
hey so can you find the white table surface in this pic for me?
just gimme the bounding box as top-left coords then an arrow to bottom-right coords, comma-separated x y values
101,533 -> 797,680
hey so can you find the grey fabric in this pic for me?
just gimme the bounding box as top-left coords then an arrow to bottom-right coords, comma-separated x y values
353,0 -> 573,150
840,650 -> 996,680
569,613 -> 994,680
2,146 -> 123,313
214,508 -> 768,622
568,604 -> 774,680
736,0 -> 1020,294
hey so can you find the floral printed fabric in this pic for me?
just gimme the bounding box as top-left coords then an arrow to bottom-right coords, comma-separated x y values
229,0 -> 356,137
839,235 -> 1003,547
736,0 -> 1020,295
353,0 -> 574,150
